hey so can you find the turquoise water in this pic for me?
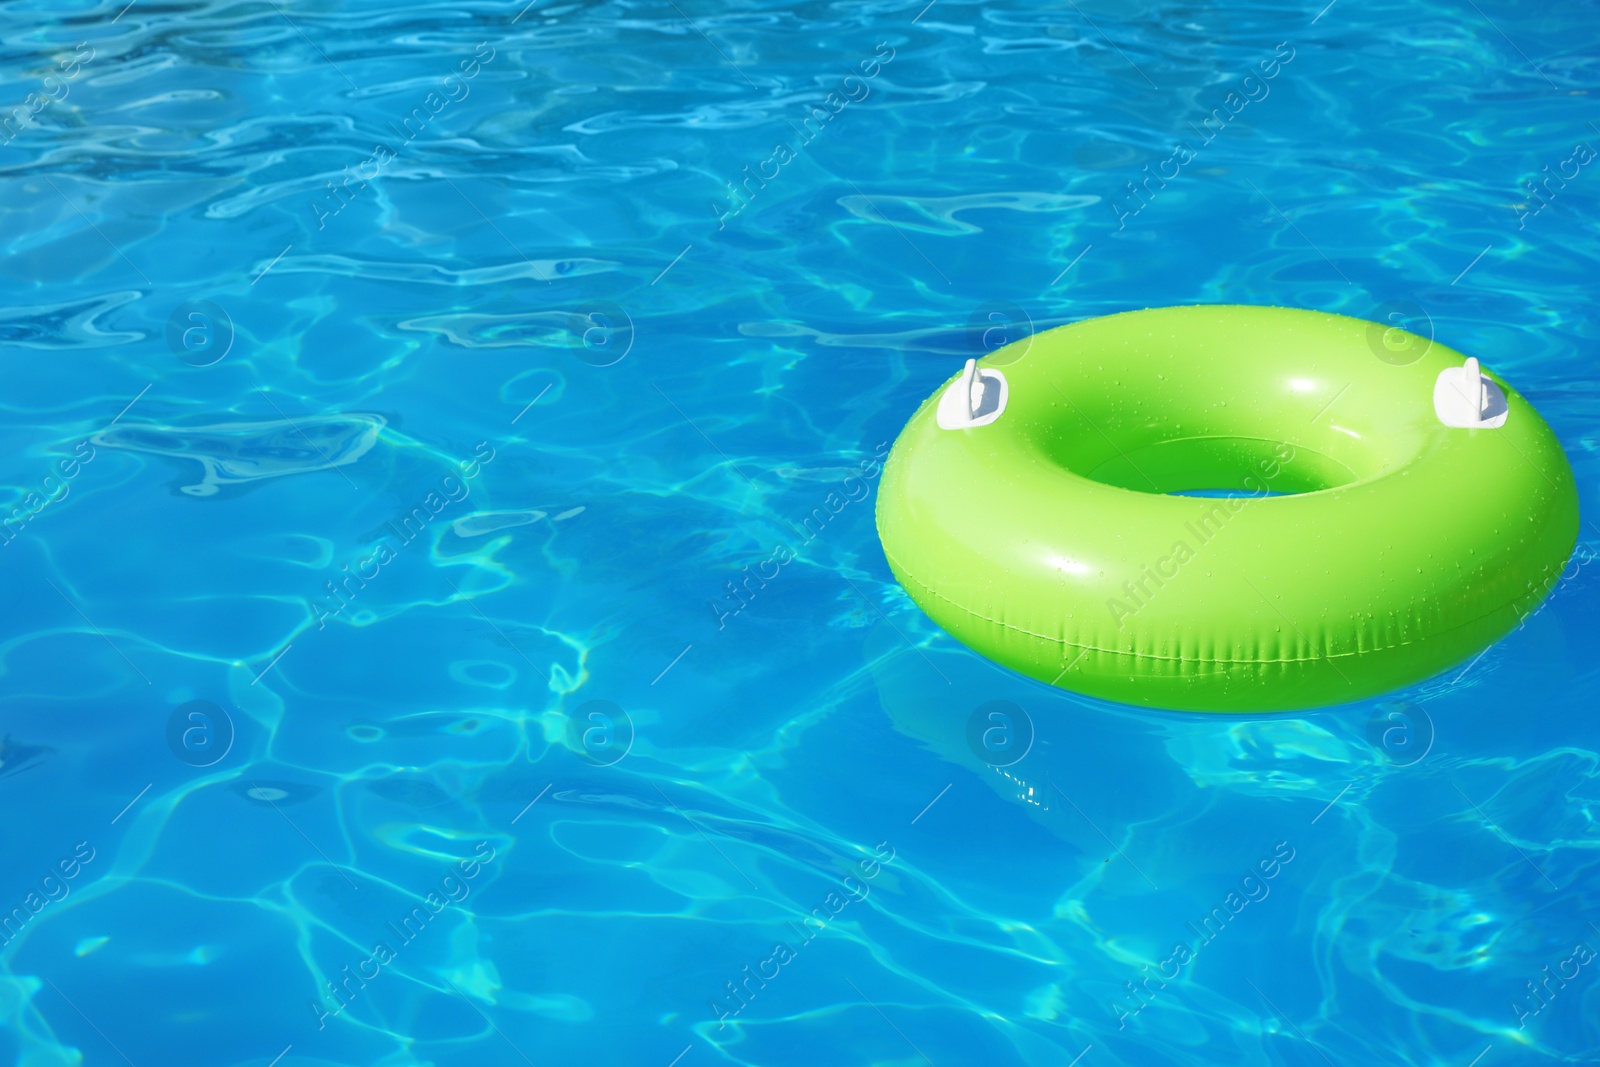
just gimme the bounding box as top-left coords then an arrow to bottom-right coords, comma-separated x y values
2,1 -> 1598,1064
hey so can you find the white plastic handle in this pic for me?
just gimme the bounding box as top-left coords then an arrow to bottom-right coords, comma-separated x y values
1433,356 -> 1507,429
961,359 -> 982,419
1461,358 -> 1484,418
936,359 -> 1009,430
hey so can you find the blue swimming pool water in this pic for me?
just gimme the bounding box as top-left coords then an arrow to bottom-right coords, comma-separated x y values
2,1 -> 1597,1064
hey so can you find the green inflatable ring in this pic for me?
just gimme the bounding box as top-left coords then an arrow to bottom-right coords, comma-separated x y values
875,305 -> 1579,712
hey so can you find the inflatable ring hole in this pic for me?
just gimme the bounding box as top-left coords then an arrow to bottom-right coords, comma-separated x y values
1083,436 -> 1359,497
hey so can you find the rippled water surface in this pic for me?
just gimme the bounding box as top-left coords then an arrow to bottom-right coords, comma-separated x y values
3,1 -> 1598,1065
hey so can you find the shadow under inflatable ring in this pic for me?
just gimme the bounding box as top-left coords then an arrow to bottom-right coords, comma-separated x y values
874,305 -> 1579,712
